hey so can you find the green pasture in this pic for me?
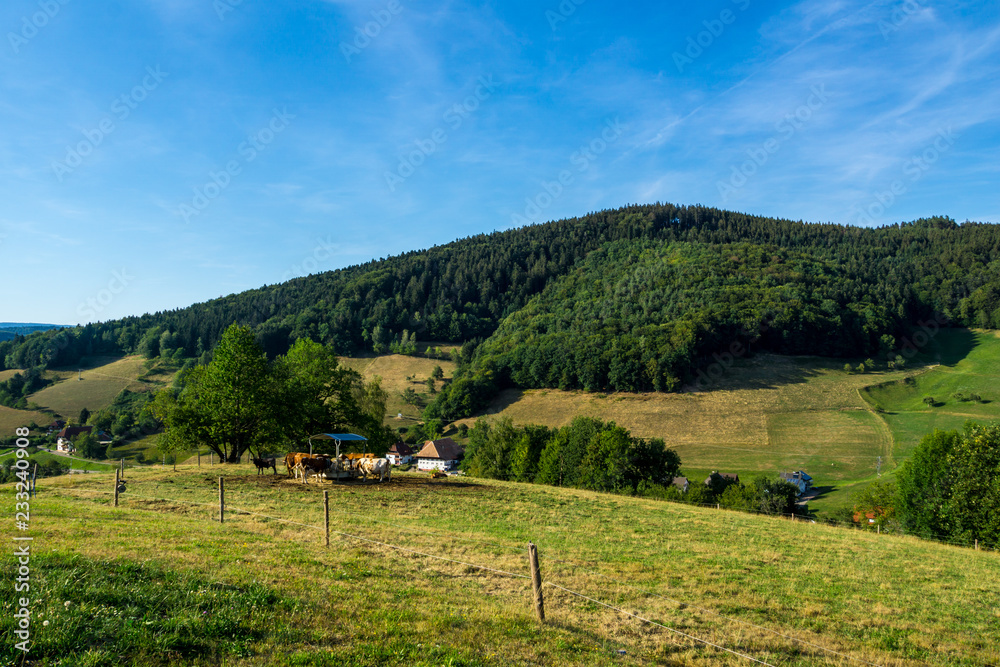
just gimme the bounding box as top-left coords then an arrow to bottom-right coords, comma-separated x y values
3,466 -> 997,666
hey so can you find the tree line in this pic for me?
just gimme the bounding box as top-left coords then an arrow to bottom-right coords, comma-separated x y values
460,415 -> 801,517
2,206 -> 999,419
867,421 -> 1000,547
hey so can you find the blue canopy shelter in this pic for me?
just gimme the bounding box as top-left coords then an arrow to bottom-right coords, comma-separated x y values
307,433 -> 367,456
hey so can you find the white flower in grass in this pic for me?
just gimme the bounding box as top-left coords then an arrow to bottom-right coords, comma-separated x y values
43,620 -> 50,627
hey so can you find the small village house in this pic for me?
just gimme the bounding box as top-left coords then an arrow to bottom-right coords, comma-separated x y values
385,441 -> 414,465
779,470 -> 813,496
55,425 -> 93,453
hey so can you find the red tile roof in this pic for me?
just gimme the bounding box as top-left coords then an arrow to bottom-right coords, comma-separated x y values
56,425 -> 93,439
388,442 -> 414,456
415,438 -> 464,461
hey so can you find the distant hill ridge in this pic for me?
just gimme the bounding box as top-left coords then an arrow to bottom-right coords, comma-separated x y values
1,204 -> 999,414
0,323 -> 65,342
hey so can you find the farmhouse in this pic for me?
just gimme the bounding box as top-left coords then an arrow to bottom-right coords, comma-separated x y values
385,441 -> 414,465
415,438 -> 464,471
671,476 -> 689,493
779,470 -> 813,496
705,471 -> 739,487
55,425 -> 93,453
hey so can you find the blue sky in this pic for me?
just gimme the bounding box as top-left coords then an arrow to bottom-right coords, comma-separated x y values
1,0 -> 998,325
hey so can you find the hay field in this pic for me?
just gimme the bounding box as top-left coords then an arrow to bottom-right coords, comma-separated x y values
471,354 -> 903,485
0,404 -> 50,432
340,352 -> 457,422
28,356 -> 164,418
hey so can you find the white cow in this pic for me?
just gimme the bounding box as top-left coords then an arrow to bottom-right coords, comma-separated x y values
355,457 -> 391,482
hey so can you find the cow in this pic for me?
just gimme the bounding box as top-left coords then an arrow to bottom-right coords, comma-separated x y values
284,452 -> 311,478
355,457 -> 391,482
296,456 -> 336,483
252,457 -> 277,475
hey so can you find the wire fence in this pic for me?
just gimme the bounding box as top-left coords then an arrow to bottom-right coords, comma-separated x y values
51,455 -> 1000,556
43,472 -> 897,667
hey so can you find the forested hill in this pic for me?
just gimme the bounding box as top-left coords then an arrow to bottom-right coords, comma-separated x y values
3,205 -> 1000,408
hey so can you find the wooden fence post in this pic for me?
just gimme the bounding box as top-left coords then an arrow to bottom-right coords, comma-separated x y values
324,491 -> 330,547
219,477 -> 224,523
198,452 -> 201,467
528,542 -> 545,622
114,468 -> 120,507
120,458 -> 125,479
975,539 -> 979,551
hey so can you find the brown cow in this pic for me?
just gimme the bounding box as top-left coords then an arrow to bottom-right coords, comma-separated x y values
296,456 -> 336,483
284,452 -> 312,478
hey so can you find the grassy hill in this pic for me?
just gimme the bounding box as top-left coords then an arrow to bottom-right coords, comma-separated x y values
25,355 -> 176,419
4,465 -> 997,666
336,328 -> 998,515
29,356 -> 160,418
339,346 -> 459,423
861,329 -> 1000,455
0,404 -> 50,432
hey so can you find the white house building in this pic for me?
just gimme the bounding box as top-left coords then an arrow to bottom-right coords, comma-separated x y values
415,438 -> 464,471
779,471 -> 813,496
385,442 -> 414,465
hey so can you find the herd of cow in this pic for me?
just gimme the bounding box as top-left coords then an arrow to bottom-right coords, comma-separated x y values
251,453 -> 391,483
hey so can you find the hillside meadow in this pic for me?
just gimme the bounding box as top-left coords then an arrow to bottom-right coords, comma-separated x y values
3,465 -> 997,666
862,329 -> 1000,454
28,356 -> 173,419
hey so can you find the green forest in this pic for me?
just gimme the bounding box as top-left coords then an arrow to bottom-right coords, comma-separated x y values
3,205 -> 1000,421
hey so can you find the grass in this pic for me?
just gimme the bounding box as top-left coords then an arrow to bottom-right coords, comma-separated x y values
468,354 -> 905,505
339,351 -> 457,424
459,329 -> 1000,515
861,329 -> 1000,462
4,465 -> 999,666
0,448 -> 117,472
0,404 -> 50,432
29,356 -> 173,419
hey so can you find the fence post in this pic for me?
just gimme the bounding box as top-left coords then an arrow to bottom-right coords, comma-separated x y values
120,458 -> 125,479
198,452 -> 201,467
114,468 -> 120,507
324,490 -> 330,547
975,539 -> 979,551
219,477 -> 224,523
528,542 -> 545,623
877,525 -> 880,535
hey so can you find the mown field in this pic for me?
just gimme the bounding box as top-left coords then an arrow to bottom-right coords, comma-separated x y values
28,356 -> 174,419
339,347 -> 458,424
0,404 -> 50,433
461,354 -> 902,509
2,465 -> 998,666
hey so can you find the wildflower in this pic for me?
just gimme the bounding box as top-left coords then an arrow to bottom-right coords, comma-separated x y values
64,601 -> 72,608
43,621 -> 50,627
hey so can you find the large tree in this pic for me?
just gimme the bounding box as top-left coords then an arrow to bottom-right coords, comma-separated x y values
153,325 -> 278,463
153,325 -> 393,462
